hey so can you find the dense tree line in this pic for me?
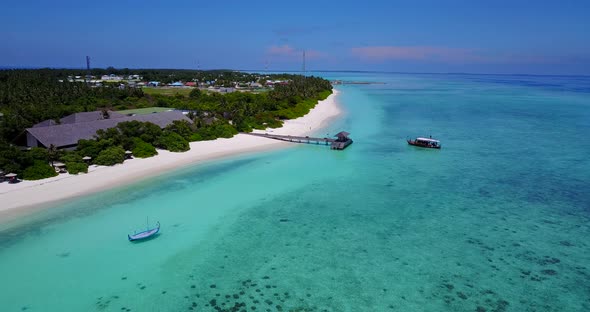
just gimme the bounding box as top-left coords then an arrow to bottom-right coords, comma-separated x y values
0,69 -> 143,141
7,68 -> 296,85
0,68 -> 332,180
0,69 -> 330,143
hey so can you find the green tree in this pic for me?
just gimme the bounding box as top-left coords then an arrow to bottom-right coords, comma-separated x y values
132,138 -> 158,158
0,143 -> 33,175
47,144 -> 61,167
66,162 -> 88,174
76,139 -> 114,160
155,132 -> 189,152
95,146 -> 125,166
22,160 -> 58,180
28,147 -> 49,161
60,152 -> 84,163
165,120 -> 193,140
139,122 -> 163,144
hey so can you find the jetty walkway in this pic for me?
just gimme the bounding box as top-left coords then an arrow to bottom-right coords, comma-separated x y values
244,131 -> 353,150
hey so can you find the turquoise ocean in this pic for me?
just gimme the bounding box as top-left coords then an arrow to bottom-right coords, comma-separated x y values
1,72 -> 589,311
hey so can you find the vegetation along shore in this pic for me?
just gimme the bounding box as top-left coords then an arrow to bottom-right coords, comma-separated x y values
0,69 -> 334,181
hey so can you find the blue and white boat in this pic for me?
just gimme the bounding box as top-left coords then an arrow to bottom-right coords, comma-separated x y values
128,220 -> 160,241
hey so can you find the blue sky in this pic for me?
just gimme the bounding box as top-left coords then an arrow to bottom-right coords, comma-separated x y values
1,0 -> 589,74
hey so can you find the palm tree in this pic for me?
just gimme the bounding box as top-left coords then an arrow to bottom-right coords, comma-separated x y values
47,144 -> 59,167
101,108 -> 110,119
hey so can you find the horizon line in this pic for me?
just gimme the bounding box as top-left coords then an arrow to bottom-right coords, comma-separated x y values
0,66 -> 588,78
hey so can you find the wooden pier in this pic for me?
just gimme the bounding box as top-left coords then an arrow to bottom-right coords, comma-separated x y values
244,131 -> 353,150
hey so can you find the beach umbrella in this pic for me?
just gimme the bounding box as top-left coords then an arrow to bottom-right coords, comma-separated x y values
5,173 -> 17,178
125,150 -> 132,154
82,156 -> 92,161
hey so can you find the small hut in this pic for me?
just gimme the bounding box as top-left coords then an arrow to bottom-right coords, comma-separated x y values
334,131 -> 350,142
5,173 -> 18,183
125,150 -> 133,160
52,161 -> 67,173
331,131 -> 353,150
82,156 -> 92,163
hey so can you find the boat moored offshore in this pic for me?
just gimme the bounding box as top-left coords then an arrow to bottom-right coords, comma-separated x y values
128,221 -> 160,241
407,137 -> 441,149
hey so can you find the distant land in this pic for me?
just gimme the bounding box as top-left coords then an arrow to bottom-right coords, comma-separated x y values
0,68 -> 334,183
1,66 -> 588,77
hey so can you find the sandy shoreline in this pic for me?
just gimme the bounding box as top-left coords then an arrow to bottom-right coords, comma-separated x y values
0,89 -> 342,221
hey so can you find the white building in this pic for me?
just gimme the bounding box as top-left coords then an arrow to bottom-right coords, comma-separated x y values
101,74 -> 123,81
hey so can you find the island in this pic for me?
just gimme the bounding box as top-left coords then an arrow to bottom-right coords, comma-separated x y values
0,69 -> 334,182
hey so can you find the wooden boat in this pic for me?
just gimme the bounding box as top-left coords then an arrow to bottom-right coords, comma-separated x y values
128,221 -> 160,241
407,137 -> 441,149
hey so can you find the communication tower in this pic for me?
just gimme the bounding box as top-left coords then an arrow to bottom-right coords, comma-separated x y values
302,50 -> 306,76
85,56 -> 91,84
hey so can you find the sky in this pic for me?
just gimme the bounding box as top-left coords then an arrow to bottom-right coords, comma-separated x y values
1,0 -> 589,75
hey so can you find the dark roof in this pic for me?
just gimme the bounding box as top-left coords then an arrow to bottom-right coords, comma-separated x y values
26,111 -> 191,148
335,131 -> 350,137
60,111 -> 126,124
33,111 -> 126,128
33,119 -> 59,127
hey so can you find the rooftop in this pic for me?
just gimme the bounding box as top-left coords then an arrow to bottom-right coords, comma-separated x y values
416,137 -> 440,143
33,111 -> 126,128
27,111 -> 191,148
116,107 -> 174,115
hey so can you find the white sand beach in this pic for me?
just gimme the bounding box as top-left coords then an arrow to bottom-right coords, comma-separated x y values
0,90 -> 342,220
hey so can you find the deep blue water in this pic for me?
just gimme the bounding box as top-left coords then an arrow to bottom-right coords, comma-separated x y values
0,73 -> 589,311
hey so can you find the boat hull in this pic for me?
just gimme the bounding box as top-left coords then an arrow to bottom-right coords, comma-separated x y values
128,223 -> 160,241
407,140 -> 441,149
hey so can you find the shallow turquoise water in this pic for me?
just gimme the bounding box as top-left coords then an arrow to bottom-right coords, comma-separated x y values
1,73 -> 589,311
